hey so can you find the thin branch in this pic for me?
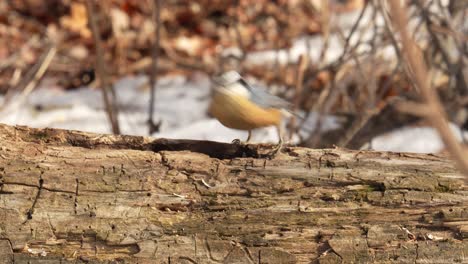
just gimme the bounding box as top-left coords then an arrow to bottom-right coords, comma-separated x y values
416,0 -> 468,94
388,1 -> 468,180
233,19 -> 247,63
317,2 -> 331,66
0,44 -> 56,111
301,2 -> 370,147
20,46 -> 56,99
85,0 -> 120,134
163,44 -> 213,73
148,0 -> 162,134
288,54 -> 308,140
336,0 -> 370,65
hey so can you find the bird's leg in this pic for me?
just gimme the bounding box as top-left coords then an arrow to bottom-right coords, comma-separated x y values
246,130 -> 252,143
232,130 -> 252,145
268,125 -> 284,157
276,125 -> 284,151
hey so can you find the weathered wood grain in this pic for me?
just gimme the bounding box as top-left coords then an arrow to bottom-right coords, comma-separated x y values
0,123 -> 466,263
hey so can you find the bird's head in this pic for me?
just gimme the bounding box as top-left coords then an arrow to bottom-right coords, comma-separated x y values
212,71 -> 250,98
213,71 -> 242,86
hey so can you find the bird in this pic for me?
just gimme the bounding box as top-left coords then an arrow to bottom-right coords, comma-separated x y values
208,70 -> 293,155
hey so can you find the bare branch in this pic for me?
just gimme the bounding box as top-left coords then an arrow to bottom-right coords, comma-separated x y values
388,1 -> 468,181
148,0 -> 162,134
85,0 -> 120,134
0,44 -> 56,111
288,54 -> 308,140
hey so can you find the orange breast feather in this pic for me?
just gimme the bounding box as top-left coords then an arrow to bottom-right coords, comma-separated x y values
209,93 -> 282,130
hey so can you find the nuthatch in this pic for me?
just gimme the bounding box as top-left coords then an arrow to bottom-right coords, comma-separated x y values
209,71 -> 292,154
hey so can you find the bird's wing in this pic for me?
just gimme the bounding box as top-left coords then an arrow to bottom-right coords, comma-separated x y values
239,78 -> 292,110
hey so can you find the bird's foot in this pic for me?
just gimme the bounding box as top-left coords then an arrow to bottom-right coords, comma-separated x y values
265,140 -> 283,159
266,146 -> 281,158
231,138 -> 243,145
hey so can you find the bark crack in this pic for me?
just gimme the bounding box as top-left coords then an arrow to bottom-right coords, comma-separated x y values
0,238 -> 13,252
94,233 -> 98,257
1,124 -> 466,262
194,234 -> 197,258
178,256 -> 198,263
243,246 -> 255,263
74,178 -> 79,215
23,177 -> 43,223
414,243 -> 419,264
47,214 -> 58,239
191,180 -> 203,197
3,181 -> 74,194
0,238 -> 14,263
159,152 -> 172,170
204,237 -> 222,263
327,241 -> 344,262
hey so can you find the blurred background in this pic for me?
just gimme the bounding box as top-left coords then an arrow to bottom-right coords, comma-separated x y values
0,0 -> 466,154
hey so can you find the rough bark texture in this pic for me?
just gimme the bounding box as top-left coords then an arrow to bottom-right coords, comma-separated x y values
0,123 -> 467,263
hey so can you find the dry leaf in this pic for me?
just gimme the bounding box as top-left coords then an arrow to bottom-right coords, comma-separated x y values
60,3 -> 91,38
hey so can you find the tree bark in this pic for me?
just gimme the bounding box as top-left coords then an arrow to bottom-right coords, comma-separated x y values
0,123 -> 466,263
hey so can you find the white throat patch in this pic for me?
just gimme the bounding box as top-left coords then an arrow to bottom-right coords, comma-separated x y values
220,82 -> 250,98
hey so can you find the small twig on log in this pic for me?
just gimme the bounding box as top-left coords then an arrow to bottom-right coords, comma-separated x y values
172,193 -> 187,199
86,0 -> 120,134
148,0 -> 162,134
388,1 -> 468,181
201,179 -> 213,188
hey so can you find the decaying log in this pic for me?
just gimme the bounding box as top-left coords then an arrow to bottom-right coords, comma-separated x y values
0,123 -> 467,263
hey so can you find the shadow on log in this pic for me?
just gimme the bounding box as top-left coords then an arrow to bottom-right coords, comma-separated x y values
0,123 -> 466,263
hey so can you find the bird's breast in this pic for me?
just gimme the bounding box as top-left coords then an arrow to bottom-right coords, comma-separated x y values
209,91 -> 282,130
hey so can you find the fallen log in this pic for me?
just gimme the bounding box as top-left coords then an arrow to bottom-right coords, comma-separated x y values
0,123 -> 466,263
